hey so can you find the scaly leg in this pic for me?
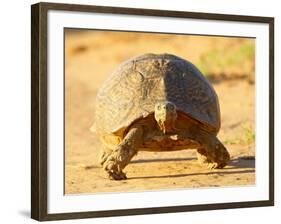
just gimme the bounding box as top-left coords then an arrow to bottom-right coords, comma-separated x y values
103,126 -> 143,180
196,147 -> 211,165
198,134 -> 230,169
98,147 -> 112,166
186,126 -> 230,169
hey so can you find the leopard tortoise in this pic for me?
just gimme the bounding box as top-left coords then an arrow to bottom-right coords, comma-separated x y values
91,53 -> 230,180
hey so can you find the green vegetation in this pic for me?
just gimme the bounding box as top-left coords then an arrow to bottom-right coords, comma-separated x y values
196,41 -> 255,78
223,126 -> 255,145
243,126 -> 255,144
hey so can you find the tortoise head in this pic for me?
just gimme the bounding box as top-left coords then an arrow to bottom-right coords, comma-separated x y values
154,101 -> 177,134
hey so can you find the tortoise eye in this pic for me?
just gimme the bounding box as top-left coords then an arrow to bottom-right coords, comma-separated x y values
157,105 -> 161,110
167,104 -> 174,110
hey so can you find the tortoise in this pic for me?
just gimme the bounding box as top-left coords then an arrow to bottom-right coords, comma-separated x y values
91,53 -> 230,180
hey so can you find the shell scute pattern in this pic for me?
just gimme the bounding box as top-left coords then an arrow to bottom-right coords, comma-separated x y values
95,54 -> 220,135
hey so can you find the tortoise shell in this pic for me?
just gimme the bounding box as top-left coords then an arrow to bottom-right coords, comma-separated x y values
95,53 -> 220,136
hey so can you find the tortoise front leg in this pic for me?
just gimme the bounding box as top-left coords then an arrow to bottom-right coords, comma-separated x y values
98,146 -> 112,166
103,126 -> 143,180
197,134 -> 230,169
196,147 -> 211,165
185,126 -> 230,169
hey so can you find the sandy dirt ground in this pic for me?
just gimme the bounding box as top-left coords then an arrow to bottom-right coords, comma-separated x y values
64,31 -> 255,194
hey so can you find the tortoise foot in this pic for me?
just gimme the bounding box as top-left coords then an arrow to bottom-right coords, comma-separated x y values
102,146 -> 133,180
199,160 -> 229,170
107,170 -> 127,180
211,148 -> 230,169
206,161 -> 228,169
103,159 -> 128,180
197,146 -> 230,169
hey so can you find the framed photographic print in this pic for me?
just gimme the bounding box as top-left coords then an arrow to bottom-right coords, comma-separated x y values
31,2 -> 274,221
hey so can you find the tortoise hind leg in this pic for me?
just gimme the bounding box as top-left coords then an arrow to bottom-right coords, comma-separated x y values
103,126 -> 143,180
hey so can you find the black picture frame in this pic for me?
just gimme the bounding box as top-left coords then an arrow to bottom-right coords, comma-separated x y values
31,2 -> 274,221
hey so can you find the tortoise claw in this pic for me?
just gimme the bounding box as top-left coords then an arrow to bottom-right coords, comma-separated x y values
107,171 -> 127,180
206,162 -> 227,170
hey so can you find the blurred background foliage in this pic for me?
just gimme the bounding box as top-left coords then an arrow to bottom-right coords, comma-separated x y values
196,39 -> 255,83
66,30 -> 255,84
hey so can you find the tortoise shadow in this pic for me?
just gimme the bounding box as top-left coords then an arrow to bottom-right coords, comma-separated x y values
129,169 -> 254,180
225,156 -> 255,170
131,156 -> 255,169
129,156 -> 255,180
131,157 -> 195,164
